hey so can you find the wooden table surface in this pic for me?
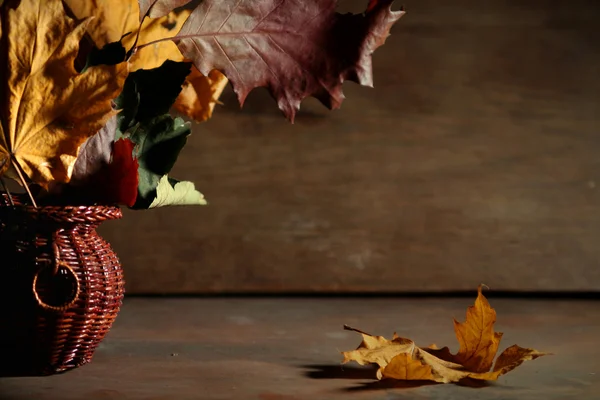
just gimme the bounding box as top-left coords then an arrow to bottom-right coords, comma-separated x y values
1,297 -> 598,400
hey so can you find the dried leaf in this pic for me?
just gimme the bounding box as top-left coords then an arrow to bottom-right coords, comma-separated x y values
381,353 -> 435,381
0,0 -> 128,187
413,346 -> 502,383
91,138 -> 139,207
493,345 -> 549,374
341,326 -> 415,370
64,0 -> 228,122
149,175 -> 206,208
173,0 -> 405,121
421,345 -> 456,363
138,0 -> 190,21
54,136 -> 140,207
342,286 -> 549,385
71,116 -> 118,182
63,0 -> 189,71
453,285 -> 503,372
173,69 -> 228,122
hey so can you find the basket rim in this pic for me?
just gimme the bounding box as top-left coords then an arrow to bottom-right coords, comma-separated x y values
0,193 -> 122,223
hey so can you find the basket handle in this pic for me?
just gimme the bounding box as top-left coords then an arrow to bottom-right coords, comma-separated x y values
32,241 -> 81,312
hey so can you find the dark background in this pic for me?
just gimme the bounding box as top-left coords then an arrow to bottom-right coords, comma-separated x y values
100,0 -> 600,294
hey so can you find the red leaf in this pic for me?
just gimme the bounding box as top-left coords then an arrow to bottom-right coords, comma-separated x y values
367,0 -> 379,12
138,0 -> 192,21
104,138 -> 139,207
173,0 -> 405,122
83,138 -> 139,207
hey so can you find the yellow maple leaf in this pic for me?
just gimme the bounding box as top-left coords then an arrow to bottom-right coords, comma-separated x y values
452,284 -> 503,372
380,353 -> 435,381
0,0 -> 128,187
341,326 -> 415,374
63,0 -> 227,122
172,67 -> 229,123
342,285 -> 550,384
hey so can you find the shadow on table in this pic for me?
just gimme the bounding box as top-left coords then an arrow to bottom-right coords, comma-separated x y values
302,364 -> 497,391
303,364 -> 379,380
0,390 -> 21,400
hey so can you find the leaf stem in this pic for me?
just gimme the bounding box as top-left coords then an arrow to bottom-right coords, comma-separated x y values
134,35 -> 179,51
0,176 -> 14,206
13,162 -> 37,208
127,0 -> 158,59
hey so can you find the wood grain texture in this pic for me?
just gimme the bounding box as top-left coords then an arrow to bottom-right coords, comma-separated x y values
99,0 -> 600,293
1,298 -> 598,399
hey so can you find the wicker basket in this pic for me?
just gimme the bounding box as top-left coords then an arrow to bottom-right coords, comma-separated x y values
0,193 -> 125,376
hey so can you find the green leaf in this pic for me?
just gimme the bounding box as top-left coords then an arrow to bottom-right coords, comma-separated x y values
115,77 -> 141,134
83,39 -> 128,71
149,175 -> 206,208
111,60 -> 198,209
118,60 -> 192,129
127,115 -> 192,209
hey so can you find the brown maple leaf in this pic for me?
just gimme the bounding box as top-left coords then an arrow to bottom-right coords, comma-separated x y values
342,285 -> 550,384
150,0 -> 405,122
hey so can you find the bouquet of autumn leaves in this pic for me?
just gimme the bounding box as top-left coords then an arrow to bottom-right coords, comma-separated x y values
0,0 -> 403,209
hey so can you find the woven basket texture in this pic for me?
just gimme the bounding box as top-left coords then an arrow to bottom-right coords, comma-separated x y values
0,193 -> 125,376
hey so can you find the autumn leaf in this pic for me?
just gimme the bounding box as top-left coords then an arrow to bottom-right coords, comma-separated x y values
137,0 -> 190,21
64,0 -> 228,122
492,345 -> 548,375
127,115 -> 192,208
51,58 -> 191,207
111,60 -> 203,209
341,326 -> 415,371
173,68 -> 228,123
86,138 -> 139,207
71,116 -> 119,183
381,353 -> 435,381
63,0 -> 188,71
168,0 -> 404,122
149,175 -> 206,208
0,0 -> 128,187
342,286 -> 550,384
452,284 -> 503,372
50,115 -> 139,208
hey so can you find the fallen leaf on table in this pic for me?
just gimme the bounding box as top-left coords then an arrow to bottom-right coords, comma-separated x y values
341,326 -> 415,372
0,0 -> 128,187
64,0 -> 228,123
381,353 -> 435,381
172,0 -> 405,122
452,284 -> 503,372
342,285 -> 550,384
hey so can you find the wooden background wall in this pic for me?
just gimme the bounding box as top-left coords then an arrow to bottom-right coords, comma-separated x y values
99,0 -> 600,294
